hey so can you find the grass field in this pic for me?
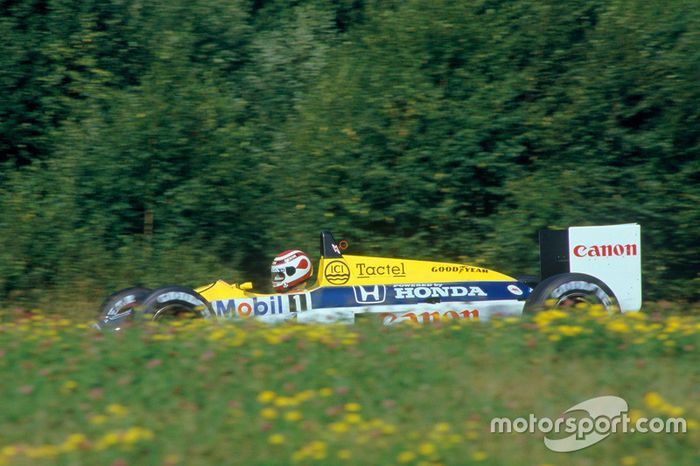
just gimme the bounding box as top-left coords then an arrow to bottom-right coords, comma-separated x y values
1,306 -> 699,465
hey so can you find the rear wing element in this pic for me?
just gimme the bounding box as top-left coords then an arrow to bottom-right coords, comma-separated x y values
539,224 -> 642,312
320,230 -> 343,259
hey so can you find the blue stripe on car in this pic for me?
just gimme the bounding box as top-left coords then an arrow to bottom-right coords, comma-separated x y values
309,282 -> 530,308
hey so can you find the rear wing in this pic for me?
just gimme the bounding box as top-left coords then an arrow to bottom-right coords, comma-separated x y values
539,224 -> 642,312
315,231 -> 346,288
320,230 -> 343,259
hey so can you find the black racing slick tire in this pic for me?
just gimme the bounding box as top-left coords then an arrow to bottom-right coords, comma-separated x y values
523,273 -> 620,314
137,286 -> 212,322
96,287 -> 152,330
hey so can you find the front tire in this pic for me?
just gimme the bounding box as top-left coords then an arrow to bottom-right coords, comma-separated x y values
96,287 -> 152,330
137,286 -> 212,322
523,273 -> 619,314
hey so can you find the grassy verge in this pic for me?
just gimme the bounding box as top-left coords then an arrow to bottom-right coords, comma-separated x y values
0,307 -> 699,465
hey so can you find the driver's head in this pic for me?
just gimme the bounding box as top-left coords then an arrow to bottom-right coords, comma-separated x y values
271,250 -> 313,292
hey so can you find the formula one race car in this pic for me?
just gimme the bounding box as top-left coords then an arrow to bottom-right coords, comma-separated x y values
96,224 -> 641,329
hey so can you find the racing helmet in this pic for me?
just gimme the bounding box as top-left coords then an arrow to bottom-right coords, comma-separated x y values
271,250 -> 313,292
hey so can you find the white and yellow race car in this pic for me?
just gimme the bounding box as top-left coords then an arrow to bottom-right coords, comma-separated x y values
96,225 -> 641,329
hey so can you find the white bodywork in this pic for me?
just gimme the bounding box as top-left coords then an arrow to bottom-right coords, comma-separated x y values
296,300 -> 526,324
568,223 -> 642,312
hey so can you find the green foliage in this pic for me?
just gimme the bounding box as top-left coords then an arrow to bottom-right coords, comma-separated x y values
0,0 -> 698,307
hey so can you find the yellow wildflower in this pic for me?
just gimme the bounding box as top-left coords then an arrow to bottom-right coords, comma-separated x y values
344,402 -> 362,412
207,329 -> 226,341
152,334 -> 174,341
418,442 -> 436,456
382,423 -> 397,435
106,403 -> 129,417
268,434 -> 285,445
557,325 -> 586,337
1,446 -> 18,457
60,380 -> 78,393
607,320 -> 630,333
60,433 -> 87,452
665,404 -> 684,417
95,432 -> 121,450
122,427 -> 154,444
89,414 -> 107,425
643,392 -> 664,410
274,396 -> 298,407
257,391 -> 276,404
533,310 -> 568,328
295,389 -> 315,403
26,445 -> 60,459
433,422 -> 451,433
329,422 -> 349,433
307,440 -> 327,460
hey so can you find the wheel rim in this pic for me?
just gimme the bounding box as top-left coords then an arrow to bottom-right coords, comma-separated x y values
152,304 -> 199,322
555,292 -> 600,308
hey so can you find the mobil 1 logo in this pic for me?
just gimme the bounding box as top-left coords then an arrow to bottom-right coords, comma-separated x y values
288,292 -> 311,313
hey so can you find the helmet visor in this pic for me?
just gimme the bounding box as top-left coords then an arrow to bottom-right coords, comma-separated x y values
271,265 -> 297,285
271,271 -> 285,283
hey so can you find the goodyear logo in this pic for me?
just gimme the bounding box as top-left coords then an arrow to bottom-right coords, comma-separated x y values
325,260 -> 350,285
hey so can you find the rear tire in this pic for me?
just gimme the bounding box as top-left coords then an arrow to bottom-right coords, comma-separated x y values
523,273 -> 619,314
137,286 -> 212,322
96,287 -> 152,330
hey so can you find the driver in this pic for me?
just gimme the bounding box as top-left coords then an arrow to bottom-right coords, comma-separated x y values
271,250 -> 313,292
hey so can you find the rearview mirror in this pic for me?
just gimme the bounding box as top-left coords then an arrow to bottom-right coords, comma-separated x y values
239,282 -> 254,290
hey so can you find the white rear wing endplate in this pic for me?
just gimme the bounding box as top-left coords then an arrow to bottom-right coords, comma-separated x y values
540,224 -> 642,312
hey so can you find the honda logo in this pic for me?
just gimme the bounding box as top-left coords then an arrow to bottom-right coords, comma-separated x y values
353,285 -> 386,304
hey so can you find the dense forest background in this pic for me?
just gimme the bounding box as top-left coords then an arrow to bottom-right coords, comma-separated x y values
1,0 -> 698,308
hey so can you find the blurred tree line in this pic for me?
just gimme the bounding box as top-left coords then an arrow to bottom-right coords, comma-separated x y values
1,0 -> 698,307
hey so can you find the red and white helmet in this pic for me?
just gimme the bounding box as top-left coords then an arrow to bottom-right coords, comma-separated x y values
271,250 -> 313,292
